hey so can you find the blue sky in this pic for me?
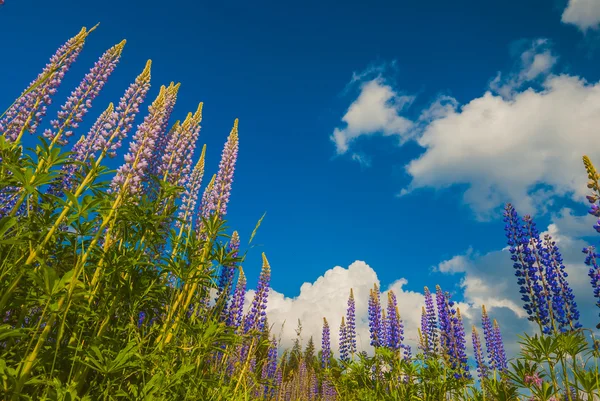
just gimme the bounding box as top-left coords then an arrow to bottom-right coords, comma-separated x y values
2,0 -> 600,352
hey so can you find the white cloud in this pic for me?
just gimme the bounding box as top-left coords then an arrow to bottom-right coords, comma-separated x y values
331,79 -> 414,154
333,40 -> 600,220
562,0 -> 600,31
404,73 -> 600,220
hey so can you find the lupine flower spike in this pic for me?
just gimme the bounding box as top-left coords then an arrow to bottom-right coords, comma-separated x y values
339,316 -> 349,363
0,27 -> 92,143
177,144 -> 206,230
43,40 -> 125,147
321,317 -> 331,369
346,288 -> 357,356
201,119 -> 239,219
243,253 -> 271,333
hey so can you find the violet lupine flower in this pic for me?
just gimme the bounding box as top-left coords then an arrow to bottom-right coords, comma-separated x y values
521,215 -> 553,334
51,60 -> 152,195
402,344 -> 412,360
243,253 -> 271,333
137,311 -> 146,328
424,286 -> 438,354
346,288 -> 357,356
481,305 -> 497,370
177,145 -> 206,229
450,308 -> 470,379
339,316 -> 349,363
542,234 -> 581,331
145,82 -> 180,182
492,319 -> 507,371
524,372 -> 543,387
0,27 -> 89,142
583,246 -> 600,328
215,231 -> 240,321
110,83 -> 179,199
504,204 -> 544,328
43,40 -> 125,146
47,104 -> 115,196
472,326 -> 488,379
226,267 -> 246,331
200,119 -> 239,219
368,284 -> 383,347
103,60 -> 153,156
157,103 -> 203,187
195,174 -> 216,236
386,290 -> 403,351
435,285 -> 451,354
321,317 -> 331,369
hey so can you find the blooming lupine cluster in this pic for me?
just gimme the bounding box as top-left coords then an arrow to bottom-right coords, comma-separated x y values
503,204 -> 581,334
345,288 -> 357,356
321,317 -> 331,369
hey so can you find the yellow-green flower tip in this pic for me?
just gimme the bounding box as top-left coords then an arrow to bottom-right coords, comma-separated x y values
232,231 -> 240,242
261,252 -> 270,272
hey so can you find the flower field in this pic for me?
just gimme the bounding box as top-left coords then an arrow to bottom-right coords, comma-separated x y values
1,24 -> 600,401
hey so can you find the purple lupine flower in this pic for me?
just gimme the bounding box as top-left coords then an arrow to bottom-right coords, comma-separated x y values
424,286 -> 438,354
583,246 -> 600,328
137,311 -> 146,328
492,319 -> 508,372
542,234 -> 581,331
321,317 -> 331,369
386,290 -> 403,351
472,326 -> 488,379
47,104 -> 116,195
145,82 -> 180,183
226,267 -> 246,331
200,119 -> 239,219
243,253 -> 271,333
157,103 -> 203,187
435,285 -> 451,354
451,308 -> 470,379
346,288 -> 357,356
402,344 -> 412,360
368,284 -> 383,347
51,60 -> 152,196
504,204 -> 544,328
481,305 -> 497,370
522,214 -> 553,334
195,174 -> 216,236
177,145 -> 206,229
215,231 -> 240,321
99,60 -> 152,159
110,83 -> 179,198
156,103 -> 202,186
43,40 -> 125,146
339,316 -> 349,363
0,27 -> 89,142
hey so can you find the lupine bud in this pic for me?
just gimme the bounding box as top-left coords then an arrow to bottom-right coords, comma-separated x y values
177,145 -> 206,229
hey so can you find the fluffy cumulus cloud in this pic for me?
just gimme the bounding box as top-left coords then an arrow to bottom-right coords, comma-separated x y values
562,0 -> 600,31
333,39 -> 600,220
331,79 -> 414,154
